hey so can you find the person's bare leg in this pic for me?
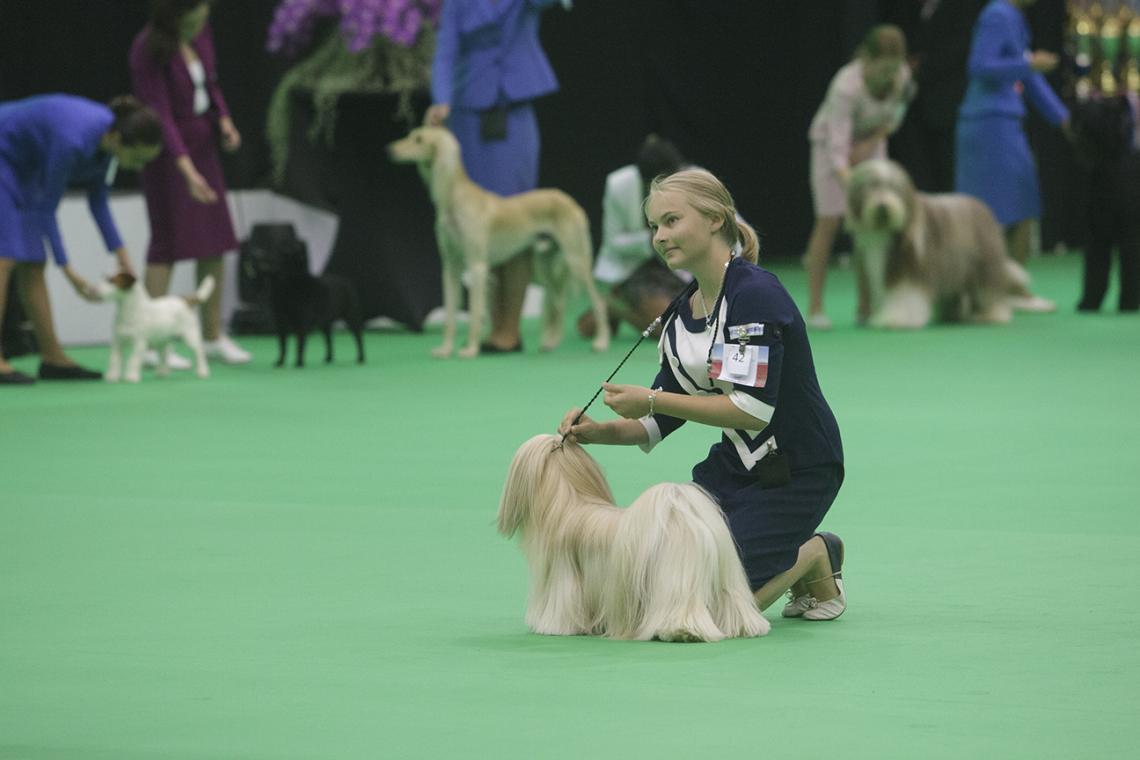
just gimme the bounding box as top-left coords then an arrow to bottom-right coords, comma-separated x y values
196,256 -> 224,341
753,535 -> 840,612
1006,219 -> 1034,265
803,215 -> 843,318
145,262 -> 173,297
485,250 -> 532,349
15,263 -> 72,366
0,258 -> 16,373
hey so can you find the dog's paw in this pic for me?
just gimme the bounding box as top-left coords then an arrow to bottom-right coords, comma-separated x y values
458,345 -> 479,359
657,629 -> 706,643
431,345 -> 454,358
104,373 -> 120,384
870,312 -> 924,330
1009,295 -> 1056,313
590,337 -> 610,353
196,368 -> 210,379
124,372 -> 141,384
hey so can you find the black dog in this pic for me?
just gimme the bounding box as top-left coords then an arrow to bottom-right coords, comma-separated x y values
1070,95 -> 1140,312
249,244 -> 366,367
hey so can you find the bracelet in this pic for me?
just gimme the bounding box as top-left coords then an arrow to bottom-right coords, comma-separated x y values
647,387 -> 661,417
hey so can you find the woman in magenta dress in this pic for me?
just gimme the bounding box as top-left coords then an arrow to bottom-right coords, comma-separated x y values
129,0 -> 250,364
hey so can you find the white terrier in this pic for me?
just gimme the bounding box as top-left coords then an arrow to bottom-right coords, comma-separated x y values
95,272 -> 214,383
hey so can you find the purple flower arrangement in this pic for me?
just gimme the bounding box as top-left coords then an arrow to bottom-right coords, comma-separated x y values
267,0 -> 442,55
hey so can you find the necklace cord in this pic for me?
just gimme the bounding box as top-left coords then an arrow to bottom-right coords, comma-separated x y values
563,257 -> 734,440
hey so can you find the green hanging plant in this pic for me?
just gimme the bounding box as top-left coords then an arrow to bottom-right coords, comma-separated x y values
266,26 -> 435,186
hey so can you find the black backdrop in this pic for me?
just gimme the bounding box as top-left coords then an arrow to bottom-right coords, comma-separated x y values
0,0 -> 1071,322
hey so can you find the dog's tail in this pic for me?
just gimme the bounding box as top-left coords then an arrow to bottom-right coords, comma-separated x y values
1003,261 -> 1056,313
184,275 -> 216,307
603,483 -> 769,641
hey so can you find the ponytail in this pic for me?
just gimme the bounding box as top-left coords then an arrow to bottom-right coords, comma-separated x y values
734,218 -> 760,264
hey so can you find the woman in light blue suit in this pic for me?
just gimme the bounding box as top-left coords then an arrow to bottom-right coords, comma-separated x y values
425,0 -> 563,354
954,0 -> 1069,264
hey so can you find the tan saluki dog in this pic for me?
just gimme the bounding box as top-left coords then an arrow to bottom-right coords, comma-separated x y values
388,126 -> 610,358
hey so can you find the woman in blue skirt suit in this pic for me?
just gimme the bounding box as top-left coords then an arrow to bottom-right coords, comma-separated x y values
955,0 -> 1069,263
560,169 -> 847,623
425,0 -> 563,353
0,94 -> 161,384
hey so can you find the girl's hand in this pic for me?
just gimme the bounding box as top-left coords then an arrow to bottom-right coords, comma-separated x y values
184,167 -> 218,204
1029,50 -> 1059,74
219,117 -> 242,152
424,103 -> 450,127
63,267 -> 101,303
849,129 -> 888,166
602,382 -> 652,419
559,408 -> 604,444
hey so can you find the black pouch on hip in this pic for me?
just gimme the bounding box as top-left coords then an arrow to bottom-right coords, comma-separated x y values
756,447 -> 791,489
480,106 -> 508,141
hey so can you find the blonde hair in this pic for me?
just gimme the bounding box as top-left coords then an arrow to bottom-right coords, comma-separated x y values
645,168 -> 761,264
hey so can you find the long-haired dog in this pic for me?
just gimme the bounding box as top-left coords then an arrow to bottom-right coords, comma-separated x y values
387,126 -> 610,358
94,272 -> 213,383
498,434 -> 769,642
845,159 -> 1055,328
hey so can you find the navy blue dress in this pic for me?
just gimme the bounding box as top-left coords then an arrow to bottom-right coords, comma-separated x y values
639,257 -> 844,589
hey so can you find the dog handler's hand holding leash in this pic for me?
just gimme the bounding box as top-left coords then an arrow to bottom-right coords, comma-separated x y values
558,281 -> 697,448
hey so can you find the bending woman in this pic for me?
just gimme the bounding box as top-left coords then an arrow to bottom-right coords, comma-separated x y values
560,169 -> 847,620
0,94 -> 161,384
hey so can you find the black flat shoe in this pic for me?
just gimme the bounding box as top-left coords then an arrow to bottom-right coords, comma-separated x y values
0,370 -> 35,385
479,340 -> 523,354
37,362 -> 102,381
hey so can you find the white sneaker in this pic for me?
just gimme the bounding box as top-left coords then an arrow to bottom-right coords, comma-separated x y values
203,335 -> 252,364
806,312 -> 833,331
143,348 -> 192,370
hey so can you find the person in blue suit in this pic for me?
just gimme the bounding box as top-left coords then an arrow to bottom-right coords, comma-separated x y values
0,94 -> 162,384
425,0 -> 565,354
955,0 -> 1069,264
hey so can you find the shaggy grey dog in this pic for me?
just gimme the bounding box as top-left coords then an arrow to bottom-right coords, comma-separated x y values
845,159 -> 1054,328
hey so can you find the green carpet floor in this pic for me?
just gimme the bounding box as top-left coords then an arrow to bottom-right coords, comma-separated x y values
2,254 -> 1138,759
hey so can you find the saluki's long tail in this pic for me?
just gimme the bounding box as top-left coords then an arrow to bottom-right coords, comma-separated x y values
1003,261 -> 1055,312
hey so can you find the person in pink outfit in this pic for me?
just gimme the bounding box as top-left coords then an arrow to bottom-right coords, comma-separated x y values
129,0 -> 250,364
804,24 -> 913,330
